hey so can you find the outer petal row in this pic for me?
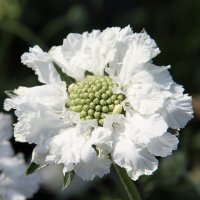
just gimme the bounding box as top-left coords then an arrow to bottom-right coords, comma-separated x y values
21,45 -> 62,85
112,136 -> 158,181
47,125 -> 112,180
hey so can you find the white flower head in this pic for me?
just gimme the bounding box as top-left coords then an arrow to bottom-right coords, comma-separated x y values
0,113 -> 12,141
47,120 -> 112,181
0,113 -> 40,200
0,113 -> 13,157
4,26 -> 193,184
0,154 -> 40,200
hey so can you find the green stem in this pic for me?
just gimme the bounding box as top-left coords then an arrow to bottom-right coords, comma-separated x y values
0,20 -> 47,50
113,163 -> 142,200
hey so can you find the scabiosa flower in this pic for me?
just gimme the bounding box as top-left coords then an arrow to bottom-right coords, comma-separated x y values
0,113 -> 13,157
4,26 -> 193,185
0,113 -> 40,200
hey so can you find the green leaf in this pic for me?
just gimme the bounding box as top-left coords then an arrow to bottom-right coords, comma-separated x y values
26,162 -> 48,175
62,171 -> 75,190
54,63 -> 75,85
113,163 -> 142,200
4,90 -> 17,98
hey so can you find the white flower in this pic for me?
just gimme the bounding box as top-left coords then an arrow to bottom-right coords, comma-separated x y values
21,45 -> 62,84
0,113 -> 40,200
4,47 -> 67,149
0,113 -> 13,157
125,112 -> 168,145
0,154 -> 40,200
158,83 -> 193,129
0,140 -> 14,158
112,135 -> 158,181
0,113 -> 12,141
47,120 -> 112,180
49,26 -> 134,80
147,132 -> 179,157
4,26 -> 193,183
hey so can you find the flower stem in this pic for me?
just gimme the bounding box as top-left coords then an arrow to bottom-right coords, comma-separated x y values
113,163 -> 142,200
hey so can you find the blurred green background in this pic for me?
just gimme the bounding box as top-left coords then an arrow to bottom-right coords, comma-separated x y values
0,0 -> 200,200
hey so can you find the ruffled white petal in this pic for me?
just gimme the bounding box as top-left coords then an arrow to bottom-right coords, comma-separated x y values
21,45 -> 61,84
31,144 -> 50,165
112,136 -> 158,180
49,45 -> 85,80
89,127 -> 113,157
115,32 -> 160,84
74,144 -> 111,180
122,63 -> 173,115
48,127 -> 84,165
50,26 -> 134,79
103,114 -> 126,133
126,84 -> 165,115
4,82 -> 67,115
131,63 -> 173,89
76,119 -> 97,135
98,26 -> 133,69
50,31 -> 101,80
163,95 -> 193,129
62,110 -> 80,126
159,84 -> 193,129
13,107 -> 66,144
63,164 -> 75,174
126,150 -> 158,181
130,31 -> 160,63
48,123 -> 112,180
126,113 -> 168,145
147,132 -> 179,157
4,82 -> 67,145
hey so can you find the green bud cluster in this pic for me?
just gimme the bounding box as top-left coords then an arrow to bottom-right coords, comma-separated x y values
67,75 -> 125,126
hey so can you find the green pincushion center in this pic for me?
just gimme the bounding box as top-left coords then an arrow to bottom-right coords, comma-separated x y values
67,75 -> 125,126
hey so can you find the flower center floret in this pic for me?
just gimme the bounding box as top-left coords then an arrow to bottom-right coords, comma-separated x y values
67,75 -> 125,126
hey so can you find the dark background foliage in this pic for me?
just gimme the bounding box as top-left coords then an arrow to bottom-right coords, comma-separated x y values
0,0 -> 200,200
